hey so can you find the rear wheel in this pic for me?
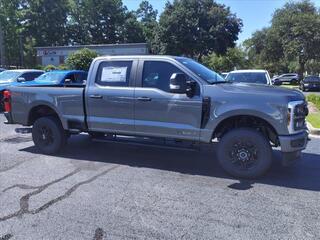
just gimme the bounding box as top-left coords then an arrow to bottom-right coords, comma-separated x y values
217,128 -> 272,179
32,116 -> 67,154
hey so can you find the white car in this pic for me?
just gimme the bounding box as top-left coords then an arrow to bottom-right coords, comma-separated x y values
226,70 -> 272,85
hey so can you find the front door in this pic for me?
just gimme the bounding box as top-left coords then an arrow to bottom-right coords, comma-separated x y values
134,60 -> 203,141
86,60 -> 136,135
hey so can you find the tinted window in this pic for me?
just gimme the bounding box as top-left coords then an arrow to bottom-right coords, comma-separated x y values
226,72 -> 268,84
75,72 -> 88,83
142,61 -> 183,92
175,58 -> 224,83
96,61 -> 132,87
21,72 -> 43,81
65,73 -> 76,83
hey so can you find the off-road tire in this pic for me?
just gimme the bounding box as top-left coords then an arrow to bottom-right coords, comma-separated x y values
217,128 -> 272,179
32,116 -> 67,154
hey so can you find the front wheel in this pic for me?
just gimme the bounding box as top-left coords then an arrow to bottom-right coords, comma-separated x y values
217,128 -> 272,179
32,116 -> 67,154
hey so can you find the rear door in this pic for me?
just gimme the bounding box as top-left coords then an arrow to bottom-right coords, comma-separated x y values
86,59 -> 137,134
134,59 -> 203,140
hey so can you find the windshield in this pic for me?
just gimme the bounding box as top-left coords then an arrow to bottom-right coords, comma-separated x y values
175,58 -> 225,83
34,72 -> 65,83
0,71 -> 21,83
226,72 -> 268,84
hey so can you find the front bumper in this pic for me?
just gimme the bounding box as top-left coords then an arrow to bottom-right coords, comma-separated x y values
278,130 -> 309,166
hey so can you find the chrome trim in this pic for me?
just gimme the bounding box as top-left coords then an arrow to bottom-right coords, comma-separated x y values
287,100 -> 305,134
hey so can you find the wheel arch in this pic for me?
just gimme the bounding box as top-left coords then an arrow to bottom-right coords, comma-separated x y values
212,114 -> 279,145
27,104 -> 64,128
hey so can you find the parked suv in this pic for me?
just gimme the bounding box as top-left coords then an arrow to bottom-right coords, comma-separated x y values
272,73 -> 299,85
3,56 -> 309,179
299,75 -> 320,92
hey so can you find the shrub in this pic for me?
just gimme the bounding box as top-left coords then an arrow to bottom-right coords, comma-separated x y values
66,48 -> 98,71
307,94 -> 320,110
44,65 -> 57,72
58,64 -> 69,70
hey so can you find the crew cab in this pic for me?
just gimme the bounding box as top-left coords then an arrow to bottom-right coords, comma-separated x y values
3,56 -> 309,178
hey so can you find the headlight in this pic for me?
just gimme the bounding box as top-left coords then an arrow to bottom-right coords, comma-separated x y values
304,83 -> 309,86
287,101 -> 307,133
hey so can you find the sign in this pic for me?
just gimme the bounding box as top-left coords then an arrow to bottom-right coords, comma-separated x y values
101,67 -> 127,82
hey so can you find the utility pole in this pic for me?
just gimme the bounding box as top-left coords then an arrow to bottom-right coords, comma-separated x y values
0,22 -> 5,67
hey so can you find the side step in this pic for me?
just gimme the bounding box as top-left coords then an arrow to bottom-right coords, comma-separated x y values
91,135 -> 200,151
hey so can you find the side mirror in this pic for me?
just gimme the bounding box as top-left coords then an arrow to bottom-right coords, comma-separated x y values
17,77 -> 26,82
170,73 -> 187,94
64,79 -> 72,84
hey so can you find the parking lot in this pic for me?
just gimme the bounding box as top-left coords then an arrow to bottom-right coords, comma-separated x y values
0,113 -> 320,240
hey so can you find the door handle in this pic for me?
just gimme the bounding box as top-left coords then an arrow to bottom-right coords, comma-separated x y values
89,94 -> 103,99
137,97 -> 152,102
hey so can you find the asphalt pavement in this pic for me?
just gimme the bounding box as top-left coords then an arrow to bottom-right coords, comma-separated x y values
0,113 -> 320,240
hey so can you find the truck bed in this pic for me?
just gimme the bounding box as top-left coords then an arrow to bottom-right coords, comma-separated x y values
8,85 -> 85,129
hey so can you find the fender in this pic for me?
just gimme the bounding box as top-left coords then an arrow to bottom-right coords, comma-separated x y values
200,106 -> 287,143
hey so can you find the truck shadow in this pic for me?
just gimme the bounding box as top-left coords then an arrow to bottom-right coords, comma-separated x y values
20,134 -> 320,192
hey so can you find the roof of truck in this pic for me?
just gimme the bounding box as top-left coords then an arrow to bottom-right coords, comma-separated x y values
95,55 -> 176,60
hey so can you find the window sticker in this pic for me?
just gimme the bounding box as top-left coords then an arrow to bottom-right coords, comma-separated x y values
101,67 -> 127,82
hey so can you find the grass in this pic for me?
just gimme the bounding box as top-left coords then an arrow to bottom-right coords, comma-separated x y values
307,94 -> 320,110
280,84 -> 299,89
307,113 -> 320,128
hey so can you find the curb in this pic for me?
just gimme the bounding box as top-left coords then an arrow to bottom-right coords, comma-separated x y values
307,122 -> 320,135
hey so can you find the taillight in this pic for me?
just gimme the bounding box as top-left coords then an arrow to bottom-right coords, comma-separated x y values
3,90 -> 11,112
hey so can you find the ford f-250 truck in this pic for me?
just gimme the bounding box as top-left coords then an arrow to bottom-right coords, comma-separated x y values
3,56 -> 309,178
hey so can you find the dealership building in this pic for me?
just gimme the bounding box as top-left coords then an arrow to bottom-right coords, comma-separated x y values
35,43 -> 149,66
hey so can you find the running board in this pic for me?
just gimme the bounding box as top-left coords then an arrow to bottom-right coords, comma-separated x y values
91,135 -> 200,151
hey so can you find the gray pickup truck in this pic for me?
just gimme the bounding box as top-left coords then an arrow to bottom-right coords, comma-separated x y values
3,56 -> 309,178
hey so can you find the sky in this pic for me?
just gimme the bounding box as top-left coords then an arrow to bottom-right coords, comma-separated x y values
123,0 -> 320,43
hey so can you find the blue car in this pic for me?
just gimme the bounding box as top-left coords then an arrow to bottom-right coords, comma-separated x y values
16,70 -> 88,87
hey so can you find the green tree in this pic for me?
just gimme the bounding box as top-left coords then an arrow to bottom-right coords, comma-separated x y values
203,47 -> 251,72
23,0 -> 69,46
245,0 -> 320,78
0,0 -> 23,66
158,0 -> 242,60
243,28 -> 287,75
136,0 -> 158,52
121,11 -> 145,43
271,0 -> 320,79
66,48 -> 98,71
67,0 -> 145,44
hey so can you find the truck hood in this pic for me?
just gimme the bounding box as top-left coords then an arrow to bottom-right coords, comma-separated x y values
206,82 -> 305,102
